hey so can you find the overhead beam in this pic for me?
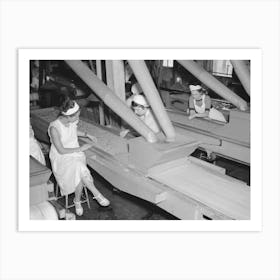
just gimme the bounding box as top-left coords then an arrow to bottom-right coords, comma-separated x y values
177,60 -> 248,111
65,60 -> 157,143
230,60 -> 250,96
128,60 -> 176,142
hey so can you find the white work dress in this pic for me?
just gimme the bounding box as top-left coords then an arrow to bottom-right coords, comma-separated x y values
194,95 -> 227,123
48,119 -> 92,195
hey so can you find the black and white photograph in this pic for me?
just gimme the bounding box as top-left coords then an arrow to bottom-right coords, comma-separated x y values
1,1 -> 280,280
28,58 -> 252,222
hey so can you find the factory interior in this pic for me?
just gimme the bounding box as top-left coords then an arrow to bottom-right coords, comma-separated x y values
29,59 -> 250,220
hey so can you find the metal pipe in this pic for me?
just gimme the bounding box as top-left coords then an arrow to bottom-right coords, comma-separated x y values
177,60 -> 248,111
128,60 -> 176,142
65,60 -> 157,143
230,60 -> 250,96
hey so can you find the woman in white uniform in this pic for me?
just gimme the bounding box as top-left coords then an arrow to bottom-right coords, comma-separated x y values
188,85 -> 227,122
48,96 -> 110,216
120,94 -> 161,137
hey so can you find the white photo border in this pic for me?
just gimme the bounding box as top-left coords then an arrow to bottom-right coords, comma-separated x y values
19,48 -> 261,232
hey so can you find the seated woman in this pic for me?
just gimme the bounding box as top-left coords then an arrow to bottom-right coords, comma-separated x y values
120,94 -> 161,138
188,85 -> 227,122
48,96 -> 110,216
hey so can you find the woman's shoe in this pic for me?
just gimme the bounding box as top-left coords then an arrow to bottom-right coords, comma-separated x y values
73,199 -> 83,216
94,194 -> 110,207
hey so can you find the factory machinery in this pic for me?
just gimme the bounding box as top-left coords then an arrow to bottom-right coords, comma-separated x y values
30,60 -> 250,220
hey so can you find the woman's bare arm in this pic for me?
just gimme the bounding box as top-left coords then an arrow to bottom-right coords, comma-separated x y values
193,111 -> 209,118
50,126 -> 83,154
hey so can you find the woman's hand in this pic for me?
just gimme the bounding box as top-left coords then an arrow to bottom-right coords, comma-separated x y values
80,143 -> 94,152
87,134 -> 97,143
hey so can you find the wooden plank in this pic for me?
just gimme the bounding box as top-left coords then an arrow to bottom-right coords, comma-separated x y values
86,148 -> 231,220
148,157 -> 189,176
30,156 -> 52,186
188,156 -> 226,175
86,155 -> 167,204
156,190 -> 229,220
127,133 -> 199,171
168,109 -> 250,146
148,156 -> 226,177
149,159 -> 250,220
78,118 -> 127,155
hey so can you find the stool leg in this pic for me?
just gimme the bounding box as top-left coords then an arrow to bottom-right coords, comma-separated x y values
65,194 -> 68,209
84,186 -> 91,209
55,183 -> 59,198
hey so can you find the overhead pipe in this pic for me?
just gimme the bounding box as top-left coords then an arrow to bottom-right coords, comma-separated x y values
177,60 -> 248,111
128,60 -> 176,142
65,60 -> 157,143
230,60 -> 250,96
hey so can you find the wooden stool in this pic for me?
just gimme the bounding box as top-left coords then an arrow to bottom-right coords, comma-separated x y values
55,183 -> 91,211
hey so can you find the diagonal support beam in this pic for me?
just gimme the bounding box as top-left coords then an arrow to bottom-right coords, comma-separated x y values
230,60 -> 250,96
177,60 -> 248,111
65,60 -> 157,143
128,60 -> 176,142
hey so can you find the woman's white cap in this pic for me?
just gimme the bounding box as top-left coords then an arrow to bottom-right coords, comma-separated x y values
189,85 -> 202,91
62,101 -> 80,116
132,95 -> 149,107
131,82 -> 142,95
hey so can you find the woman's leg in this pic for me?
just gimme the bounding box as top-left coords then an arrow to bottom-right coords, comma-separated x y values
74,181 -> 83,202
81,175 -> 110,206
73,181 -> 84,216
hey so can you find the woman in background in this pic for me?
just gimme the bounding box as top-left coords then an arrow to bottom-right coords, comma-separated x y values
188,85 -> 227,122
48,96 -> 110,216
120,94 -> 161,138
